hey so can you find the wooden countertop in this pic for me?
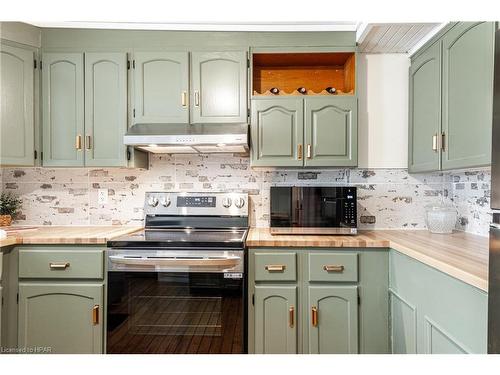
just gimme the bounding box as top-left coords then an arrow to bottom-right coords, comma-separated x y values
0,226 -> 142,248
247,228 -> 489,292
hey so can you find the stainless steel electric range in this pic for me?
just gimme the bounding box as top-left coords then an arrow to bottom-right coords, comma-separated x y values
106,192 -> 248,354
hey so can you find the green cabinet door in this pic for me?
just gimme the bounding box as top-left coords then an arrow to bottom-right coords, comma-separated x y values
441,22 -> 495,170
133,52 -> 189,124
191,51 -> 247,123
307,285 -> 358,354
254,285 -> 297,354
42,53 -> 85,167
251,98 -> 304,167
408,41 -> 441,173
389,289 -> 417,354
84,52 -> 128,166
0,43 -> 35,166
18,283 -> 103,354
304,97 -> 358,167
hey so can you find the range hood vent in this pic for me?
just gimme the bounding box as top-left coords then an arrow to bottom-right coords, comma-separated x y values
124,123 -> 249,154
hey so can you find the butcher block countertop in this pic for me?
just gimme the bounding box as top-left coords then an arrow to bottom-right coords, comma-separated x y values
0,226 -> 141,248
246,228 -> 489,292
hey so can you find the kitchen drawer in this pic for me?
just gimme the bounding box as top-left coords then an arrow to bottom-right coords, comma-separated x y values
308,253 -> 358,282
19,248 -> 104,279
254,252 -> 297,282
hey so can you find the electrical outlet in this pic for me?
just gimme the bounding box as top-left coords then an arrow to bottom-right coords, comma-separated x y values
97,189 -> 108,205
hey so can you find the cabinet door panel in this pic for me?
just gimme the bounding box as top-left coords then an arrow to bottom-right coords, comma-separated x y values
441,22 -> 495,170
134,52 -> 189,124
389,290 -> 417,354
308,285 -> 358,354
42,53 -> 84,166
191,51 -> 247,123
18,283 -> 103,354
0,43 -> 34,166
85,52 -> 127,166
251,98 -> 304,167
304,97 -> 357,167
254,285 -> 297,354
408,42 -> 441,172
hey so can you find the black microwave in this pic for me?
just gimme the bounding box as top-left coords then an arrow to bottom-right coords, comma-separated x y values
270,186 -> 357,235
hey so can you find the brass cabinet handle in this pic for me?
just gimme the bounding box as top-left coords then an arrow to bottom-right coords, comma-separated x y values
75,135 -> 82,150
298,144 -> 303,160
307,144 -> 312,159
265,264 -> 286,272
85,135 -> 92,150
311,306 -> 318,327
289,306 -> 295,328
432,134 -> 438,152
441,132 -> 446,151
49,262 -> 70,270
181,91 -> 188,107
92,305 -> 100,325
323,265 -> 345,272
194,91 -> 200,107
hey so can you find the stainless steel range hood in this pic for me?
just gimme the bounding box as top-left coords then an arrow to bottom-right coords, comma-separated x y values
123,123 -> 249,154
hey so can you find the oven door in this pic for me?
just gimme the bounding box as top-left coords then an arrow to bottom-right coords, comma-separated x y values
106,249 -> 245,354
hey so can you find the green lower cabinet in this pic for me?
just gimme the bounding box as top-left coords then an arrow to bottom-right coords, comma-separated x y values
254,285 -> 298,354
18,282 -> 104,354
307,285 -> 358,354
390,250 -> 488,354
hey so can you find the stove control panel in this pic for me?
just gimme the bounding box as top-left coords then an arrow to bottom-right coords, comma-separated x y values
144,192 -> 248,217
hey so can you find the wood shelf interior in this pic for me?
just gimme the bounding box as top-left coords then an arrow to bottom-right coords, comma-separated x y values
252,52 -> 355,96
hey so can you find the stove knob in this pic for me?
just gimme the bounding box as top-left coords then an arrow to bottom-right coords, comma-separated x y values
147,196 -> 159,207
160,197 -> 171,207
222,197 -> 232,208
234,197 -> 245,208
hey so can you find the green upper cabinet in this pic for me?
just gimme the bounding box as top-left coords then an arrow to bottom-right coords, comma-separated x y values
307,285 -> 359,354
0,43 -> 35,166
441,22 -> 495,170
85,53 -> 128,166
191,51 -> 248,123
254,285 -> 298,354
408,41 -> 441,173
42,52 -> 85,167
251,98 -> 304,167
304,97 -> 357,167
18,282 -> 104,354
133,52 -> 189,124
408,21 -> 495,172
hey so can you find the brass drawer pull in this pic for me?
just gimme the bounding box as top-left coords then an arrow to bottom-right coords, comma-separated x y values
311,306 -> 318,327
323,265 -> 345,272
432,133 -> 438,152
441,132 -> 446,151
92,305 -> 100,325
289,306 -> 294,328
298,144 -> 303,160
49,262 -> 70,270
86,135 -> 92,150
307,144 -> 312,158
265,264 -> 286,272
181,91 -> 187,107
75,135 -> 82,150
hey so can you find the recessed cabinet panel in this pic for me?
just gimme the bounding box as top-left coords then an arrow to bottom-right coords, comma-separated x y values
251,99 -> 304,167
134,52 -> 189,124
307,285 -> 358,354
85,53 -> 128,166
441,22 -> 495,170
425,319 -> 467,354
18,283 -> 103,354
408,42 -> 442,172
390,290 -> 417,354
304,97 -> 357,167
42,53 -> 85,166
0,43 -> 34,166
254,285 -> 297,354
191,51 -> 247,123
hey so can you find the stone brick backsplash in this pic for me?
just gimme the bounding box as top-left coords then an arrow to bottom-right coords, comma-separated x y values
0,155 -> 492,236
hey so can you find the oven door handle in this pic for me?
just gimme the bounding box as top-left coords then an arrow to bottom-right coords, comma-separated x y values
108,255 -> 241,268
